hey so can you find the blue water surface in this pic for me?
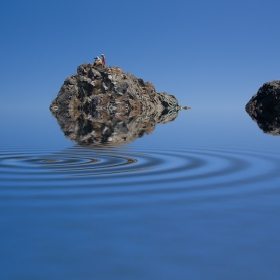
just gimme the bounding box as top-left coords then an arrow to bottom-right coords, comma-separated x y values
1,102 -> 280,280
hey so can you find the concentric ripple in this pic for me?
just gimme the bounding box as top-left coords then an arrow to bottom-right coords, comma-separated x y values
1,145 -> 280,199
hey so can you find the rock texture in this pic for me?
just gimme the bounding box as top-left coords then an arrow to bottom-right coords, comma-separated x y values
50,64 -> 188,146
245,80 -> 280,135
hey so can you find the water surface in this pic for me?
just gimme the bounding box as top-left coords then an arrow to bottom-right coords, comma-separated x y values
1,105 -> 280,280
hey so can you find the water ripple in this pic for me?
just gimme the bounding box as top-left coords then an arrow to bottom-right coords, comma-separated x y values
1,145 -> 280,199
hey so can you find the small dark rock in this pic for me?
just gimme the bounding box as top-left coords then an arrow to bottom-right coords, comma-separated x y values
246,80 -> 280,135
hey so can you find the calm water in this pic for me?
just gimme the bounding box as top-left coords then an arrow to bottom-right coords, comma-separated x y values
1,104 -> 280,279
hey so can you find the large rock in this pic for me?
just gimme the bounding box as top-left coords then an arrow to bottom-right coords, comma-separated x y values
245,81 -> 280,135
50,64 -> 188,146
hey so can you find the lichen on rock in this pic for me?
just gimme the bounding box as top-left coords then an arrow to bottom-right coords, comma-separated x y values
50,64 -> 188,146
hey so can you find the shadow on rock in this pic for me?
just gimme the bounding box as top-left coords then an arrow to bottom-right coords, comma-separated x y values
246,80 -> 280,135
50,64 -> 190,146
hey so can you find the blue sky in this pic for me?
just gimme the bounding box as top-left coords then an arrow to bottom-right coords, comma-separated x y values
1,0 -> 280,112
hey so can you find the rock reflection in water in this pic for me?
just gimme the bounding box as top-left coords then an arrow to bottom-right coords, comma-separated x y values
246,80 -> 280,136
51,100 -> 184,146
50,64 -> 189,146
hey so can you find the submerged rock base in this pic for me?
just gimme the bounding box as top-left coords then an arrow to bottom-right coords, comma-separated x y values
246,80 -> 280,135
50,64 -> 186,145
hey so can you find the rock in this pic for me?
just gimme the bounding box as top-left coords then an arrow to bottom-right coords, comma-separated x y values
65,76 -> 77,85
50,64 -> 189,146
89,67 -> 101,78
245,80 -> 280,135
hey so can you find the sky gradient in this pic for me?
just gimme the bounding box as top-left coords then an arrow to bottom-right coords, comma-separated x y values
1,0 -> 280,112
